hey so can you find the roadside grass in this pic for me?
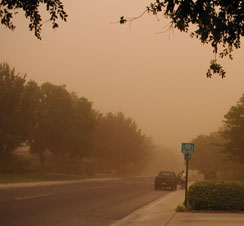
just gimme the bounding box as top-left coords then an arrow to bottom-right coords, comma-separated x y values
0,173 -> 98,184
176,203 -> 187,212
176,203 -> 192,212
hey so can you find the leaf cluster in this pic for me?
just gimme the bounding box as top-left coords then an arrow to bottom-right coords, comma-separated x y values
29,82 -> 96,160
0,0 -> 67,39
0,62 -> 27,156
121,0 -> 244,77
221,94 -> 244,163
190,132 -> 225,172
92,112 -> 152,176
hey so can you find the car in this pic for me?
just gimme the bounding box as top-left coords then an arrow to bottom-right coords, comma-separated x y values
154,171 -> 177,190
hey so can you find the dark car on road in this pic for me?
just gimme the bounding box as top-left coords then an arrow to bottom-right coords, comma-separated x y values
154,171 -> 177,190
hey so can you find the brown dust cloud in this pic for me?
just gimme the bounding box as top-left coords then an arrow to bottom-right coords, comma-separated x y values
1,0 -> 244,172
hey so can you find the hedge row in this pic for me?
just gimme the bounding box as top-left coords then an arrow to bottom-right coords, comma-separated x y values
188,180 -> 244,211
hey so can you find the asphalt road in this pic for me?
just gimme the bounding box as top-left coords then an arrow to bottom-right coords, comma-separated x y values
0,177 -> 170,226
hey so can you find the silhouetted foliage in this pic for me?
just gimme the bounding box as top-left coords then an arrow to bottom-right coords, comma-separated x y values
30,83 -> 96,165
190,131 -> 244,180
0,63 -> 39,166
0,63 -> 161,175
120,0 -> 244,78
0,0 -> 67,39
190,132 -> 225,172
30,82 -> 73,164
221,94 -> 244,163
93,112 -> 151,176
67,94 -> 96,159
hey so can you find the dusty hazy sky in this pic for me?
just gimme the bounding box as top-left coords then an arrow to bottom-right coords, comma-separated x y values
1,0 -> 244,151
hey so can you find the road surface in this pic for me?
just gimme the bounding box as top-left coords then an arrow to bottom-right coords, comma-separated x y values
0,177 -> 171,226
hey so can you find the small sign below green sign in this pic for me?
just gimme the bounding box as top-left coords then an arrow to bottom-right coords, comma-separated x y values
184,153 -> 191,160
181,143 -> 194,153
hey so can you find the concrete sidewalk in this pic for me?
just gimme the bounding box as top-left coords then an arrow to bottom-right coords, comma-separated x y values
169,213 -> 244,226
111,189 -> 185,226
110,188 -> 244,226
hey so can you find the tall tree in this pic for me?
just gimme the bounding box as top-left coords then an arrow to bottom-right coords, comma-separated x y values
190,132 -> 226,178
120,0 -> 244,78
0,0 -> 67,39
0,63 -> 39,164
21,80 -> 42,141
30,84 -> 96,165
66,94 -> 96,159
93,112 -> 151,176
30,82 -> 73,163
190,131 -> 244,179
221,94 -> 244,163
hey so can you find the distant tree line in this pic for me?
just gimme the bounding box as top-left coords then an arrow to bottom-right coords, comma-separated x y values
0,62 -> 154,176
190,93 -> 244,180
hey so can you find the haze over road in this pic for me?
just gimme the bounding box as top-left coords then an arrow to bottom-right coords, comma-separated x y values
0,177 -> 170,226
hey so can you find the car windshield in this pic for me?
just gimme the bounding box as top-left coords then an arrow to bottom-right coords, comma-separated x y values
159,172 -> 174,177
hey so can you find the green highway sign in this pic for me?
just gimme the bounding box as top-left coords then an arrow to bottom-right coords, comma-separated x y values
181,143 -> 194,153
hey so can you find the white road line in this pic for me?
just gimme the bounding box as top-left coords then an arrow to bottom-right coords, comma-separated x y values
16,193 -> 51,200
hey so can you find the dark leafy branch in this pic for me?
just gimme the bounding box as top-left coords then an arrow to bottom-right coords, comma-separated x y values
0,0 -> 68,39
120,0 -> 244,78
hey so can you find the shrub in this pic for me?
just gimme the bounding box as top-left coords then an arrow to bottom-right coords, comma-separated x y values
188,180 -> 244,211
0,154 -> 33,173
176,203 -> 186,212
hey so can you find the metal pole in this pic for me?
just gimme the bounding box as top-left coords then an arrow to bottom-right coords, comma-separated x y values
185,158 -> 189,207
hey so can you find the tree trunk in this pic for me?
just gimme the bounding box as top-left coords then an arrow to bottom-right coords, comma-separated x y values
40,151 -> 45,168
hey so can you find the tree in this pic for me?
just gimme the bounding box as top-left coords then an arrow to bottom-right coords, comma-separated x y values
190,131 -> 244,179
0,63 -> 39,165
30,82 -> 73,164
21,80 -> 42,141
0,0 -> 67,39
120,0 -> 244,78
67,94 -> 96,159
30,83 -> 96,165
221,94 -> 244,163
190,132 -> 225,178
92,112 -> 151,176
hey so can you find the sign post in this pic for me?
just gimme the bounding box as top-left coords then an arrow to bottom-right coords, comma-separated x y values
185,157 -> 189,207
181,143 -> 194,207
